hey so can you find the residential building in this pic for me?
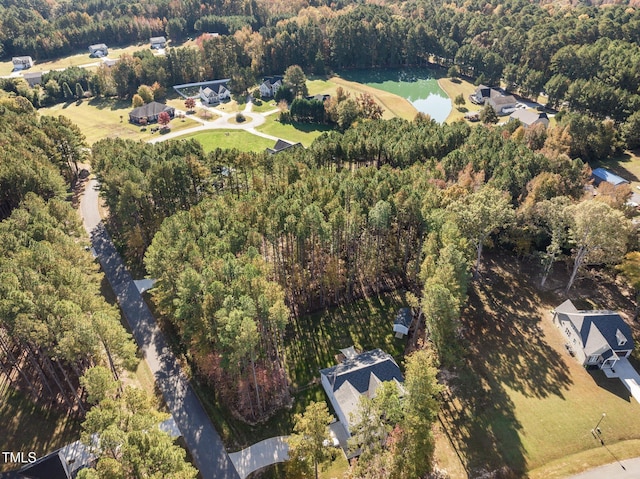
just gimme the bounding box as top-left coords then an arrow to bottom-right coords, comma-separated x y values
259,76 -> 283,98
509,110 -> 549,128
88,43 -> 108,57
129,101 -> 175,124
12,56 -> 33,70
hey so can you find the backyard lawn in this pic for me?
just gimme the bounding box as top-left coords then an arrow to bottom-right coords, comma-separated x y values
436,253 -> 640,478
39,98 -> 200,144
0,385 -> 80,472
177,130 -> 274,153
593,150 -> 640,189
256,115 -> 333,147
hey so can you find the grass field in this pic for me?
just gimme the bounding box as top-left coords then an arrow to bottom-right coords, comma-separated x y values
0,384 -> 81,472
39,98 -> 200,144
438,77 -> 480,123
256,115 -> 333,147
436,253 -> 640,478
0,44 -> 149,76
178,129 -> 274,152
251,99 -> 278,113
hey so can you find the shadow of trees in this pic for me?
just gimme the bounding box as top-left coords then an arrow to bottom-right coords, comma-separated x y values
440,253 -> 573,477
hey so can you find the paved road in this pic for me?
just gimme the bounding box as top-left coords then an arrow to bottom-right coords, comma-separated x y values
228,436 -> 289,479
80,179 -> 239,479
566,457 -> 640,479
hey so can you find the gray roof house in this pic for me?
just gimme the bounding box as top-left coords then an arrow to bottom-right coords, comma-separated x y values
393,308 -> 413,338
259,76 -> 283,98
553,300 -> 634,369
266,139 -> 302,155
509,110 -> 549,128
320,349 -> 404,437
12,56 -> 33,70
129,101 -> 175,124
150,36 -> 167,49
88,43 -> 108,57
199,80 -> 231,104
23,71 -> 43,87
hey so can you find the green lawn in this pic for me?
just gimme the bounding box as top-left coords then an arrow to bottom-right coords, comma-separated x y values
39,98 -> 200,144
256,115 -> 333,147
251,99 -> 278,113
0,385 -> 81,472
177,129 -> 274,153
437,254 -> 640,478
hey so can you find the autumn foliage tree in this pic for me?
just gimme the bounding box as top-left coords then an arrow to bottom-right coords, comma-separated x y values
158,111 -> 171,129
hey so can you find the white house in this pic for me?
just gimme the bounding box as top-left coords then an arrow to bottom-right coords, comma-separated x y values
88,43 -> 108,57
12,56 -> 33,70
553,300 -> 634,369
150,36 -> 166,49
259,76 -> 283,98
470,85 -> 516,115
393,308 -> 413,338
320,349 -> 404,437
199,81 -> 231,104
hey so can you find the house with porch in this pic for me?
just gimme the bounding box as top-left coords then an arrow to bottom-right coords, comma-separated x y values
12,56 -> 33,70
88,43 -> 108,57
259,76 -> 283,98
199,80 -> 231,104
553,300 -> 634,370
320,348 -> 404,438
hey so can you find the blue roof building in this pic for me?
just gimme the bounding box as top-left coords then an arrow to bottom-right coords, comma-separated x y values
592,167 -> 629,187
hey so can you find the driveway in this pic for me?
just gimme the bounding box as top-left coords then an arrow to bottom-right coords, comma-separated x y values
80,179 -> 239,479
603,358 -> 640,404
228,436 -> 289,479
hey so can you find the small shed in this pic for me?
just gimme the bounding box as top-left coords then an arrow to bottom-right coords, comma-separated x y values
393,307 -> 413,338
592,168 -> 629,187
150,36 -> 167,49
23,71 -> 43,87
88,43 -> 108,57
12,56 -> 33,70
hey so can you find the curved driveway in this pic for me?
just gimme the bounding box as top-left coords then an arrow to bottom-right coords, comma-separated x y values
228,436 -> 289,478
80,179 -> 239,479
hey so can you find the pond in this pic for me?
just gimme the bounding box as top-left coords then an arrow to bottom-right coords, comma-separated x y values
339,68 -> 452,123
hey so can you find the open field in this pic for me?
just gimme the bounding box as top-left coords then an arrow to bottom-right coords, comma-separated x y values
437,253 -> 640,478
438,77 -> 480,123
178,129 -> 274,153
256,115 -> 333,147
251,99 -> 278,113
39,98 -> 200,144
0,384 -> 80,472
0,44 -> 149,76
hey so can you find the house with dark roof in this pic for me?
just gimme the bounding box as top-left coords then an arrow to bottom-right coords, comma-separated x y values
509,110 -> 549,128
88,43 -> 108,57
305,94 -> 331,103
320,349 -> 404,437
393,308 -> 413,338
199,80 -> 231,104
259,76 -> 283,98
129,101 -> 175,124
0,450 -> 73,479
591,167 -> 629,187
12,56 -> 33,70
150,36 -> 166,49
266,139 -> 302,155
553,300 -> 634,370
